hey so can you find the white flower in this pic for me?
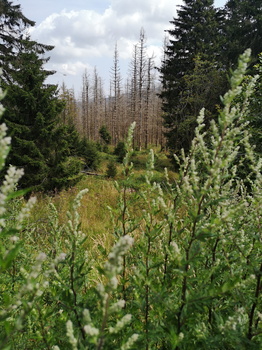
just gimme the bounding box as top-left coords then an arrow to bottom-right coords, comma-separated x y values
10,236 -> 19,243
109,314 -> 132,334
66,320 -> 78,350
84,324 -> 99,336
36,252 -> 47,262
121,333 -> 139,350
179,332 -> 184,340
109,300 -> 126,313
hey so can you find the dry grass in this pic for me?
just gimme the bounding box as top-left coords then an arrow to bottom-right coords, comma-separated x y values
26,149 -> 178,261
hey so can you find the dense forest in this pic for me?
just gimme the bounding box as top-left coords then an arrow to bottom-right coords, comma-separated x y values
0,0 -> 262,349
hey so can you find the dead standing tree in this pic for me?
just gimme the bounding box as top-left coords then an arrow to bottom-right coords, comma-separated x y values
110,42 -> 122,145
137,28 -> 147,150
81,70 -> 90,138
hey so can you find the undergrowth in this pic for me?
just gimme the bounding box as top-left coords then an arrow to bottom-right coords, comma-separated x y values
0,50 -> 261,349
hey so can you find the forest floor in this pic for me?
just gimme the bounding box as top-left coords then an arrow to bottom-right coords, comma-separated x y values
27,147 -> 177,256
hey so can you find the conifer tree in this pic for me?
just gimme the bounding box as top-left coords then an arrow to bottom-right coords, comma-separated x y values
159,0 -> 226,154
0,1 -> 82,192
224,0 -> 262,68
0,0 -> 35,82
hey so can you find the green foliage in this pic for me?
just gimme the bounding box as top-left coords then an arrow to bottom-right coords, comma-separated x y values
106,161 -> 117,178
224,0 -> 262,68
160,0 -> 226,154
77,137 -> 100,170
160,0 -> 262,157
114,141 -> 127,163
0,52 -> 261,349
247,53 -> 262,154
99,125 -> 112,145
166,56 -> 228,156
0,3 -> 85,193
0,0 -> 35,83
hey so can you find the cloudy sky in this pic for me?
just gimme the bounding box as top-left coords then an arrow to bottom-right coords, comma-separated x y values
15,0 -> 227,97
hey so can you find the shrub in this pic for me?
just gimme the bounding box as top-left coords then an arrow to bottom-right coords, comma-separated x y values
106,161 -> 117,178
78,137 -> 100,170
114,141 -> 127,162
0,50 -> 261,350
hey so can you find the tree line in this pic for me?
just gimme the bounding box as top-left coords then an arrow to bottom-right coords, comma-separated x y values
160,0 -> 262,158
0,0 -> 261,193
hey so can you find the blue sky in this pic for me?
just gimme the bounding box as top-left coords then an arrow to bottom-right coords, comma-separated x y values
15,0 -> 227,97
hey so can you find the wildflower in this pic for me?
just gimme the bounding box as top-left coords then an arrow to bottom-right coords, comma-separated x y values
109,300 -> 126,313
178,332 -> 184,340
36,252 -> 47,262
16,196 -> 37,229
10,236 -> 19,243
121,333 -> 139,350
109,314 -> 132,334
105,235 -> 134,276
84,324 -> 99,337
83,309 -> 92,323
66,320 -> 78,350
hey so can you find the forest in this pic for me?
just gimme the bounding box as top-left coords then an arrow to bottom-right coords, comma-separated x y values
0,0 -> 262,349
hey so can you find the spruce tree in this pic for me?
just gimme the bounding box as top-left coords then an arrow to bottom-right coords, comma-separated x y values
224,0 -> 262,68
159,0 -> 225,154
0,0 -> 35,83
0,1 -> 82,192
247,53 -> 262,155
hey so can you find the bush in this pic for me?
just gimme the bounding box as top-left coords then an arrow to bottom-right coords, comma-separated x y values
106,161 -> 117,178
78,137 -> 100,170
0,51 -> 261,350
114,141 -> 127,162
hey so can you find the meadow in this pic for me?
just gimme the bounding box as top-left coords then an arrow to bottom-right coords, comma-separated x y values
0,50 -> 261,349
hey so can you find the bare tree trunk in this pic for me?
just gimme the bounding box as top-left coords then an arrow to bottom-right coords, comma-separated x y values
81,70 -> 91,138
137,28 -> 147,150
110,43 -> 122,145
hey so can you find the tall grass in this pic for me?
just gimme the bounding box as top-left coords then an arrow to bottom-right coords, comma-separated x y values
0,50 -> 261,349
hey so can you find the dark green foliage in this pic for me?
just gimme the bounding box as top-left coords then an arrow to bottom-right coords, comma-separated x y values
114,141 -> 127,162
1,39 -> 76,192
77,137 -> 100,170
160,0 -> 225,154
99,125 -> 111,145
247,54 -> 262,154
62,124 -> 100,171
166,56 -> 228,155
106,161 -> 117,178
0,0 -> 35,83
0,1 -> 86,193
224,0 -> 262,68
160,0 -> 262,157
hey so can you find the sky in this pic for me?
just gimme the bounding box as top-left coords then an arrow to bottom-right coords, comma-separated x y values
14,0 -> 227,98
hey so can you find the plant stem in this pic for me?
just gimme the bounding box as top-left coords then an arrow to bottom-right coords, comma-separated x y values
97,295 -> 110,350
145,232 -> 151,350
248,262 -> 262,340
70,250 -> 86,341
163,221 -> 173,281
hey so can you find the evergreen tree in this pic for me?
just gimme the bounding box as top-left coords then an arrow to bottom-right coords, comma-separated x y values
99,125 -> 111,145
0,0 -> 35,83
160,0 -> 225,154
0,1 -> 82,192
166,56 -> 227,154
224,0 -> 262,68
247,53 -> 262,154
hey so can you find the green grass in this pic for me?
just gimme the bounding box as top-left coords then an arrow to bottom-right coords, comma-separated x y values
27,148 -> 177,258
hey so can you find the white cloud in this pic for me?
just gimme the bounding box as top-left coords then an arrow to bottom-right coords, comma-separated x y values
29,0 -> 182,95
